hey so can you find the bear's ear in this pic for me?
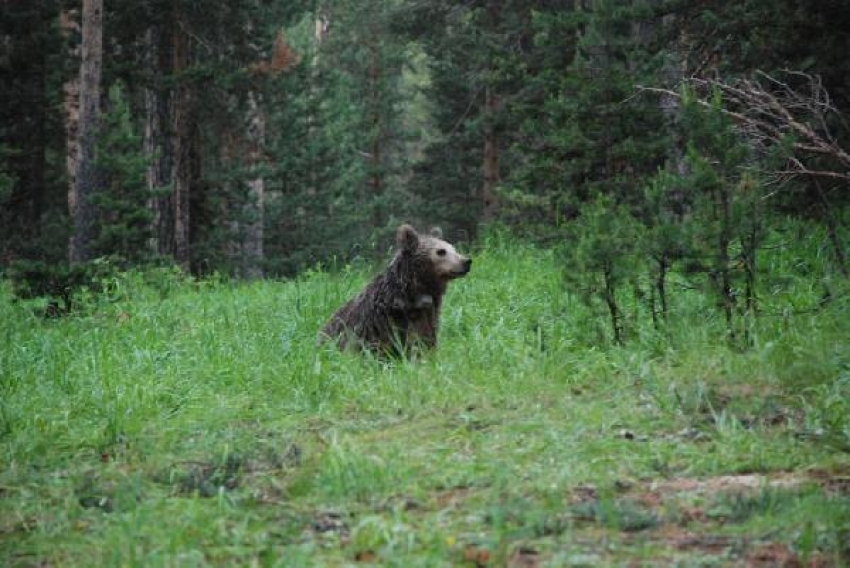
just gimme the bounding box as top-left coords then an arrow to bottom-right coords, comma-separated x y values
396,224 -> 419,252
429,226 -> 443,239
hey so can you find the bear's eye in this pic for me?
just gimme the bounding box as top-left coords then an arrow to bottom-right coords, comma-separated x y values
436,249 -> 447,257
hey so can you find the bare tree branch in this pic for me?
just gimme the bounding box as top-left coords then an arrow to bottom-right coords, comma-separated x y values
638,71 -> 850,183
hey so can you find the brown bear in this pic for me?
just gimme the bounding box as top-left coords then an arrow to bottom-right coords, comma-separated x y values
319,224 -> 472,355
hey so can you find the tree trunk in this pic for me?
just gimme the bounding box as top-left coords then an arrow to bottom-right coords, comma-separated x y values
660,13 -> 689,179
814,180 -> 848,278
367,43 -> 384,229
481,87 -> 500,222
604,265 -> 623,345
69,0 -> 103,264
144,23 -> 174,258
742,199 -> 759,318
61,9 -> 81,243
242,92 -> 265,279
655,256 -> 669,321
716,184 -> 735,341
171,26 -> 191,270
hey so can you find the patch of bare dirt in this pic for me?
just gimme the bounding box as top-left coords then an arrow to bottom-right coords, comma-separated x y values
508,546 -> 542,568
434,485 -> 475,508
662,529 -> 736,554
649,472 -> 810,494
745,541 -> 832,568
462,543 -> 491,567
568,471 -> 823,510
310,510 -> 349,536
570,469 -> 847,567
806,468 -> 850,496
621,529 -> 834,567
353,549 -> 378,562
567,484 -> 598,504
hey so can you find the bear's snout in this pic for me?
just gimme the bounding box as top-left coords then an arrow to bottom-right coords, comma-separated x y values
457,257 -> 472,276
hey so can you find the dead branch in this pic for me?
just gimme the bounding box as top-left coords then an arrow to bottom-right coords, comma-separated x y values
638,71 -> 850,183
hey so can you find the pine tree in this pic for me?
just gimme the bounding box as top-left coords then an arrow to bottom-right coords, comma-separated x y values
564,195 -> 642,345
0,0 -> 65,264
262,8 -> 375,275
640,167 -> 692,326
678,88 -> 761,342
90,82 -> 154,265
502,1 -> 667,239
399,0 -> 547,237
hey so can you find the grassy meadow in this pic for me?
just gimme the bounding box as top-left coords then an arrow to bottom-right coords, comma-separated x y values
1,233 -> 849,567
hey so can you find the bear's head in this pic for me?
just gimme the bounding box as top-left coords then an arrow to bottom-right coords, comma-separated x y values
396,224 -> 472,282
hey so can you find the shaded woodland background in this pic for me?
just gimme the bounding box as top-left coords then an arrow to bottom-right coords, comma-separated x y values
1,1 -> 848,330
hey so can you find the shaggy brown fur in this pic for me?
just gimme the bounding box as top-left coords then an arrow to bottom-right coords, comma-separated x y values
319,224 -> 471,355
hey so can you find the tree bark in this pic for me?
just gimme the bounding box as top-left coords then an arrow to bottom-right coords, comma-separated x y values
242,92 -> 265,279
604,265 -> 622,345
61,9 -> 80,242
171,26 -> 191,270
660,13 -> 689,179
655,256 -> 669,321
69,0 -> 103,264
481,87 -> 500,222
367,42 -> 385,229
144,23 -> 174,258
716,183 -> 735,342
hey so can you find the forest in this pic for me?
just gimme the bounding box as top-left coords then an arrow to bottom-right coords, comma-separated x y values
2,0 -> 846,283
1,1 -> 849,566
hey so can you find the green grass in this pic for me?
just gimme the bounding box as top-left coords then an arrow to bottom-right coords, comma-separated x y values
1,238 -> 849,567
